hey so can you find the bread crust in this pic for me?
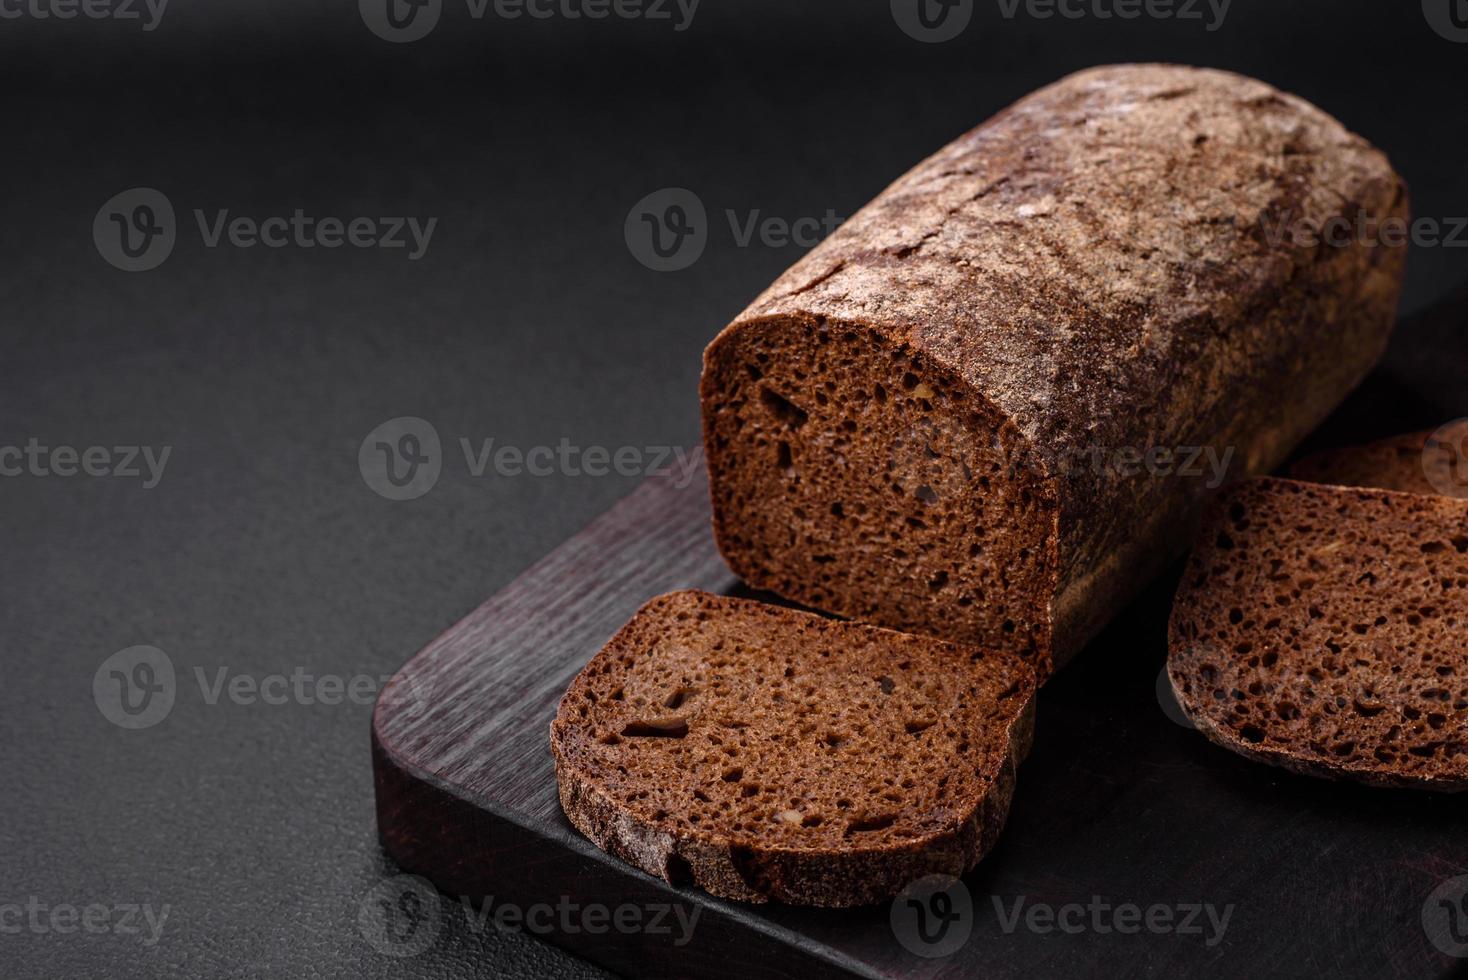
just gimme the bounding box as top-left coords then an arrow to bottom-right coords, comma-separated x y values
1289,421 -> 1468,499
702,64 -> 1408,673
550,591 -> 1037,906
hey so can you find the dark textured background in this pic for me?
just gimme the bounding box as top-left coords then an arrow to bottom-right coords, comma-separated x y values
2,2 -> 1466,978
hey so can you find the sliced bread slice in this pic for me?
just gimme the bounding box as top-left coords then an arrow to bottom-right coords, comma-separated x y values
1288,420 -> 1468,499
1167,477 -> 1468,791
550,590 -> 1037,906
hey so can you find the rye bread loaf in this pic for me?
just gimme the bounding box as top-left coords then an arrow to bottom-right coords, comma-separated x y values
700,64 -> 1407,678
1289,421 -> 1468,499
1167,477 -> 1468,792
550,590 -> 1037,906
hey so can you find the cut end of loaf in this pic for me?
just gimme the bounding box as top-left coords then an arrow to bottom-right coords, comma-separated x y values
700,314 -> 1061,676
1168,478 -> 1468,792
550,590 -> 1037,906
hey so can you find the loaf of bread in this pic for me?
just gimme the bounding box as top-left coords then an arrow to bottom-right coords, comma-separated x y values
1167,478 -> 1467,792
550,590 -> 1037,906
701,64 -> 1407,677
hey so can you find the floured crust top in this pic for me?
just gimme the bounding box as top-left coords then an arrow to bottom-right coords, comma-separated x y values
724,64 -> 1407,592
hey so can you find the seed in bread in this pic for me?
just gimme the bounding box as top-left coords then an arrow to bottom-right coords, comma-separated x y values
550,590 -> 1037,906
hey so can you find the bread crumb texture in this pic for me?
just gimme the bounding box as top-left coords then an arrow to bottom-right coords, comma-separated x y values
550,590 -> 1037,905
1169,478 -> 1468,791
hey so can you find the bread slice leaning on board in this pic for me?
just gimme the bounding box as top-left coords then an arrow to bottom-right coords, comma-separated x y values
701,63 -> 1408,681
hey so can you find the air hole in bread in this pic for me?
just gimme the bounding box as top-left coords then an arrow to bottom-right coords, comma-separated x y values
844,813 -> 896,835
759,386 -> 808,429
622,717 -> 689,738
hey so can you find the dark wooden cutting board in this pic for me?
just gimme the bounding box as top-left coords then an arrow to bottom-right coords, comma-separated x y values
371,294 -> 1468,980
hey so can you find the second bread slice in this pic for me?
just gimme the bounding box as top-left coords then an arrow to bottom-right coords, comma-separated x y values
1288,421 -> 1468,499
551,590 -> 1037,906
1168,478 -> 1468,791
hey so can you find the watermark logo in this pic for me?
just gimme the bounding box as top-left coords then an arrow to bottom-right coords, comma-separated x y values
1423,420 -> 1468,498
1156,665 -> 1195,729
891,0 -> 973,43
359,875 -> 442,958
94,188 -> 176,272
891,874 -> 973,957
94,646 -> 423,728
356,876 -> 702,958
360,0 -> 443,42
1424,875 -> 1468,957
1424,0 -> 1468,41
625,187 -> 707,272
93,646 -> 176,730
359,417 -> 442,501
625,187 -> 843,272
94,189 -> 437,270
359,418 -> 704,499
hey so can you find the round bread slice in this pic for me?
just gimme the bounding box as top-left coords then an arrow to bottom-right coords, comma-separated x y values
1168,477 -> 1468,791
1288,420 -> 1468,499
550,590 -> 1037,906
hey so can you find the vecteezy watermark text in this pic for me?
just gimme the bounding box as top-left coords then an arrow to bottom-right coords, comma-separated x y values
357,874 -> 700,958
994,0 -> 1230,29
94,188 -> 437,272
992,895 -> 1234,946
1259,210 -> 1468,251
890,876 -> 1234,956
891,0 -> 1229,42
358,416 -> 703,501
359,0 -> 699,44
92,645 -> 419,730
0,439 -> 171,488
0,0 -> 167,30
1054,443 -> 1233,488
888,428 -> 1237,493
459,894 -> 699,945
0,898 -> 170,946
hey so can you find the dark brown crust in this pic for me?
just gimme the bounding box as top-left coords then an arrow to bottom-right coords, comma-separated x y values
1289,421 -> 1468,499
702,64 -> 1408,673
1167,478 -> 1468,792
550,591 -> 1037,907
